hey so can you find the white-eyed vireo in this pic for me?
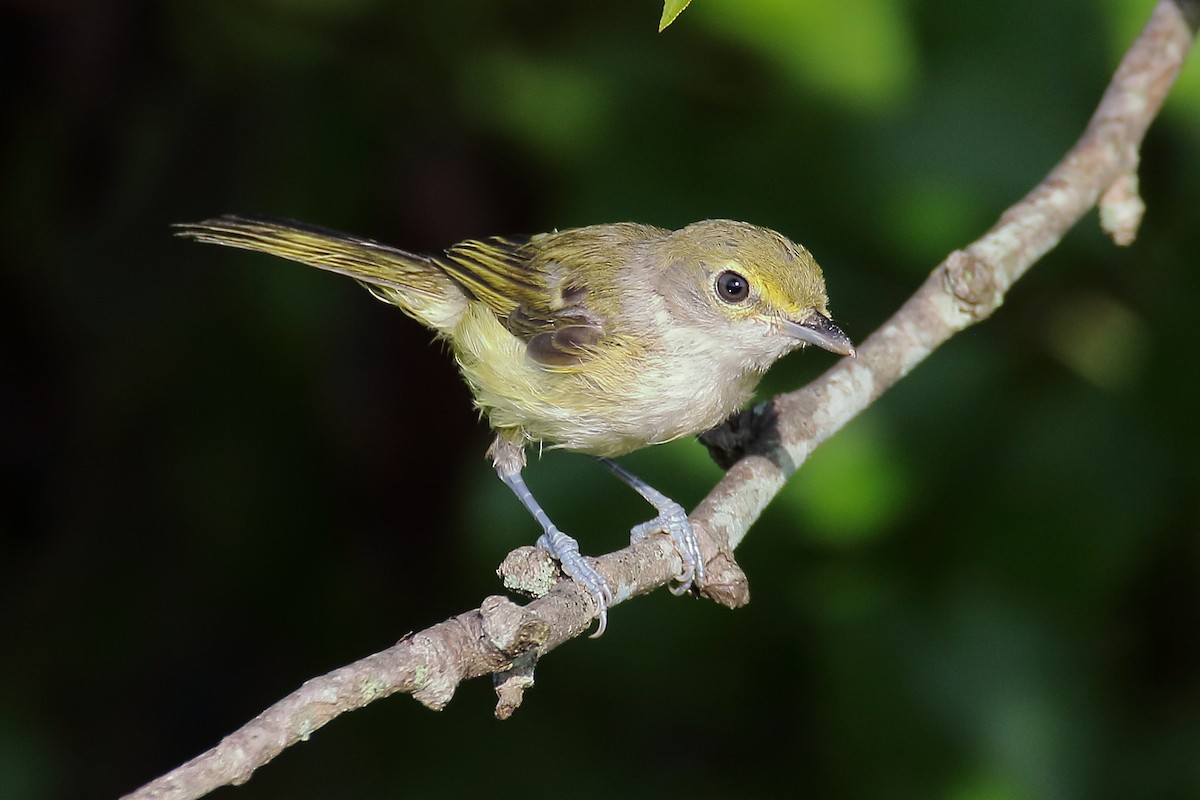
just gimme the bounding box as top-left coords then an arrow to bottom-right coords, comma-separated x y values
176,216 -> 854,634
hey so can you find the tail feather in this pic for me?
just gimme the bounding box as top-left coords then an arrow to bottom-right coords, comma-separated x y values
175,215 -> 467,333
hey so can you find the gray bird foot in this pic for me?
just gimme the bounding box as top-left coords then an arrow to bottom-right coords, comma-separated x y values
536,528 -> 613,637
630,499 -> 704,596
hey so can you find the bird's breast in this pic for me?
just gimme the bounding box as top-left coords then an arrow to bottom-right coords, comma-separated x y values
450,304 -> 767,456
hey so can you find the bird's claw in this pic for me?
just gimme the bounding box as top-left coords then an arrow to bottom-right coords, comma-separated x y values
630,500 -> 704,595
536,530 -> 613,637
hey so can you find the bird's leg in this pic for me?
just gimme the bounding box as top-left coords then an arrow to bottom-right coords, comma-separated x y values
492,436 -> 612,637
496,469 -> 613,637
595,457 -> 704,595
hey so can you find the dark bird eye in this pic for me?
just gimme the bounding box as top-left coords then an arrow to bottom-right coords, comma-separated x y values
716,270 -> 750,303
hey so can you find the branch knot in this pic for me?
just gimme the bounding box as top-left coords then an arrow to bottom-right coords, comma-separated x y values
942,249 -> 1003,320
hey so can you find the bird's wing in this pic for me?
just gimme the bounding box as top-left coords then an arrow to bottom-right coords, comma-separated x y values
439,236 -> 536,322
439,225 -> 660,369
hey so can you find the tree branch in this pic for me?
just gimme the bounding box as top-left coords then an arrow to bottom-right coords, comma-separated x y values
124,3 -> 1197,798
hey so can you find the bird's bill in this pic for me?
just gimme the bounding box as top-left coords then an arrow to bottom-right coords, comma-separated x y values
783,311 -> 856,357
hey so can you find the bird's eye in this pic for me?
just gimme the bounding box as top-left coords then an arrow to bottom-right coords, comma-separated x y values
715,270 -> 750,304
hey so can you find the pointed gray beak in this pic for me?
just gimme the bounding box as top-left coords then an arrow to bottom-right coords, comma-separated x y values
783,311 -> 856,357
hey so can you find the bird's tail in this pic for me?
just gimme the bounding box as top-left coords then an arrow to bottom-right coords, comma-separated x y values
174,215 -> 468,334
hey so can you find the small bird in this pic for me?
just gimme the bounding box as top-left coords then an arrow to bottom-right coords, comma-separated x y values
176,216 -> 854,634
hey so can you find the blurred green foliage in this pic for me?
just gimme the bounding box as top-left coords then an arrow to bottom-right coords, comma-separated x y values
1,1 -> 1198,799
693,0 -> 919,110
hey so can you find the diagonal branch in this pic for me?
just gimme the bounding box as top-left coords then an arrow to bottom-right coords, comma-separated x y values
124,3 -> 1197,798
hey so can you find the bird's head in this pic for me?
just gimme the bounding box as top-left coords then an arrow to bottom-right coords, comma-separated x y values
655,220 -> 855,366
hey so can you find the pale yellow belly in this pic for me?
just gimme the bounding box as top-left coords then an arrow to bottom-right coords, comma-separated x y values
449,307 -> 764,456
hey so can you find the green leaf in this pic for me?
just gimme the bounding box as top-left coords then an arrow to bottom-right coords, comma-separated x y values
659,0 -> 693,32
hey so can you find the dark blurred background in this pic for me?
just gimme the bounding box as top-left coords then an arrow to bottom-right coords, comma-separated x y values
3,1 -> 1199,798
